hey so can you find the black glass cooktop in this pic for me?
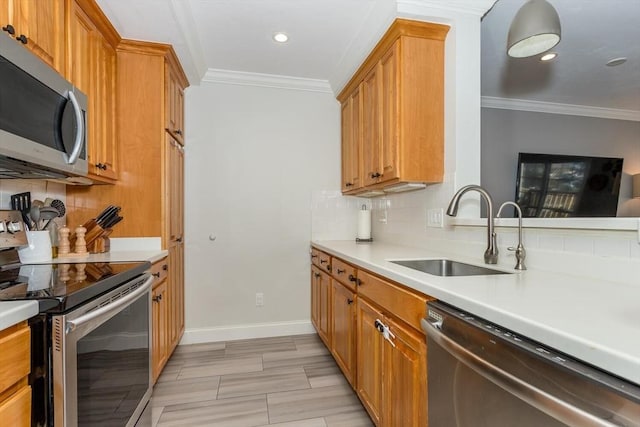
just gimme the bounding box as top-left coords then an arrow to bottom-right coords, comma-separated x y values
0,261 -> 150,313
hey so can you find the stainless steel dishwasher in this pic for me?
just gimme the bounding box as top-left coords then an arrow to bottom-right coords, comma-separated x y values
421,301 -> 640,427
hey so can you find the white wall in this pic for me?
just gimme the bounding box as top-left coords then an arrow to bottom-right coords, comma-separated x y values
182,81 -> 340,343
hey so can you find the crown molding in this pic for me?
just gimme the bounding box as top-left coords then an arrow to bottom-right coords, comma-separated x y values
202,69 -> 333,93
397,0 -> 497,17
481,96 -> 640,122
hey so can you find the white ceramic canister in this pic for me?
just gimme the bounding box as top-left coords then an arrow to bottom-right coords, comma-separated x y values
18,230 -> 53,263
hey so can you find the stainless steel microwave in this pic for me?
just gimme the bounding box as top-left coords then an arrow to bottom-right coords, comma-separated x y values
0,33 -> 88,180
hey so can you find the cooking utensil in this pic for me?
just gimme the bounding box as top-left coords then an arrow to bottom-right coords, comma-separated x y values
32,199 -> 45,208
29,206 -> 41,230
50,199 -> 66,217
10,192 -> 31,228
40,207 -> 60,230
95,205 -> 118,226
103,215 -> 123,229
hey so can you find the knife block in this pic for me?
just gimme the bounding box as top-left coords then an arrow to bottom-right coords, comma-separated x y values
69,220 -> 112,254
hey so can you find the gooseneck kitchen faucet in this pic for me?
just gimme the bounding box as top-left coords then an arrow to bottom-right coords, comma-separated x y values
446,185 -> 498,264
497,201 -> 527,270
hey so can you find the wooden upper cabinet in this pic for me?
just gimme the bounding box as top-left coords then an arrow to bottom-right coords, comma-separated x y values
361,64 -> 381,187
165,59 -> 186,144
338,19 -> 449,194
165,134 -> 184,244
0,0 -> 64,73
66,0 -> 120,181
341,86 -> 362,193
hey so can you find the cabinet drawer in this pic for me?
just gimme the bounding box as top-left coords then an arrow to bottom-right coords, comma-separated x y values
151,258 -> 169,286
0,385 -> 31,427
311,248 -> 331,273
0,323 -> 30,394
357,270 -> 429,331
331,257 -> 357,291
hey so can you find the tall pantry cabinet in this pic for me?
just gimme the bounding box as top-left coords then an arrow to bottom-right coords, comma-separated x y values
66,39 -> 188,381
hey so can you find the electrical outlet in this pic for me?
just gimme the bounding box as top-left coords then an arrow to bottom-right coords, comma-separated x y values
427,208 -> 444,228
255,293 -> 264,307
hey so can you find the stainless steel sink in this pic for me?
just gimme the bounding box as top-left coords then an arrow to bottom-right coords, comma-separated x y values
390,259 -> 511,277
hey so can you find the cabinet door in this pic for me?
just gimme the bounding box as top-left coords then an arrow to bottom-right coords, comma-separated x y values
356,298 -> 383,425
310,266 -> 321,331
0,385 -> 31,427
165,63 -> 185,143
152,280 -> 168,382
341,87 -> 362,192
166,135 -> 184,244
0,0 -> 63,72
318,269 -> 331,346
331,280 -> 356,386
168,242 -> 184,349
362,64 -> 381,187
384,316 -> 427,427
380,42 -> 400,183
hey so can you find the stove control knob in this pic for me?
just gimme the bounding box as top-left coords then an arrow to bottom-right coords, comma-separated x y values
7,221 -> 22,233
0,222 -> 6,233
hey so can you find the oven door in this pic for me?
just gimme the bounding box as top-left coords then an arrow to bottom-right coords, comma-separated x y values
52,274 -> 153,427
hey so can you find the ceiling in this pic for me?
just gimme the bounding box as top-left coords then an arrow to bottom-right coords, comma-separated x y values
96,0 -> 382,88
482,0 -> 640,113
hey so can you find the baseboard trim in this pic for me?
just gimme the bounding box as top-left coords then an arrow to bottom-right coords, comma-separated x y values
179,320 -> 316,345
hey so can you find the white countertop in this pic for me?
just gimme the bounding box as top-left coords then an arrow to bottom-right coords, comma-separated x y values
312,240 -> 640,386
0,301 -> 38,330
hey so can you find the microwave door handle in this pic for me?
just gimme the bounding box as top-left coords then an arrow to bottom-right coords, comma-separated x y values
421,319 -> 617,427
65,276 -> 152,334
64,90 -> 84,165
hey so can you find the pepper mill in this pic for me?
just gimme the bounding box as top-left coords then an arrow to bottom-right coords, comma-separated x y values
74,226 -> 87,255
58,226 -> 71,256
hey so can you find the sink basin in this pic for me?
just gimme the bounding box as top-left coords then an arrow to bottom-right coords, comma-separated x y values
390,259 -> 510,277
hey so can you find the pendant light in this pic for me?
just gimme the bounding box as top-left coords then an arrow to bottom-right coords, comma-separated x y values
507,0 -> 561,58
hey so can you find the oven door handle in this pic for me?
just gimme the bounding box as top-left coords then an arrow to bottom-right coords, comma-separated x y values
66,276 -> 152,334
421,318 -> 618,427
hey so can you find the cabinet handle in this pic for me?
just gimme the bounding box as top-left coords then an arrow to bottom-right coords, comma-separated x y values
175,129 -> 183,135
152,272 -> 161,278
16,34 -> 27,44
314,272 -> 321,278
370,172 -> 381,179
326,265 -> 331,272
152,294 -> 162,302
345,182 -> 353,187
374,319 -> 384,332
2,24 -> 15,35
347,298 -> 354,305
311,254 -> 318,259
348,274 -> 358,283
337,269 -> 345,274
162,264 -> 168,271
320,259 -> 328,264
176,236 -> 183,243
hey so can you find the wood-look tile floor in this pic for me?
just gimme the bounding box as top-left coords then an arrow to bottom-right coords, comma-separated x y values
149,334 -> 374,427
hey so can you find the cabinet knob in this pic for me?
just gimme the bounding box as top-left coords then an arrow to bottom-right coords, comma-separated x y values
16,34 -> 27,44
2,24 -> 15,35
370,172 -> 381,179
347,298 -> 354,305
348,274 -> 356,282
152,272 -> 161,278
175,129 -> 183,135
326,265 -> 331,272
162,264 -> 168,271
314,272 -> 321,278
152,294 -> 162,302
345,182 -> 353,187
337,269 -> 345,274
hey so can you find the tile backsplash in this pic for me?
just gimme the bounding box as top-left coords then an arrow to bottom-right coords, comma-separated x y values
0,180 -> 66,219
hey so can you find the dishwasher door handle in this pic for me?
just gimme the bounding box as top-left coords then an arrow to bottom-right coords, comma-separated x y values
421,318 -> 618,427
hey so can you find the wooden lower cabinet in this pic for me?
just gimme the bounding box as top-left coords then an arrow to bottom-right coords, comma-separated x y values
331,280 -> 356,386
356,297 -> 384,425
310,265 -> 331,346
310,247 -> 429,426
0,321 -> 31,426
152,278 -> 168,382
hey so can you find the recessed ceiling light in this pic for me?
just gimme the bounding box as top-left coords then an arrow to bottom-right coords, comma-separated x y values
273,32 -> 289,43
606,57 -> 627,67
540,52 -> 557,61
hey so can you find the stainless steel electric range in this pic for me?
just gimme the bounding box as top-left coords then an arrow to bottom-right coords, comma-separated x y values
0,210 -> 152,427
